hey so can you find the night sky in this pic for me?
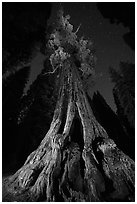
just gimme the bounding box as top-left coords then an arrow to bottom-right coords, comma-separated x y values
26,2 -> 134,112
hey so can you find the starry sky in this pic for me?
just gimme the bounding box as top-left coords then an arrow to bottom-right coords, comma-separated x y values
26,2 -> 134,112
49,2 -> 134,111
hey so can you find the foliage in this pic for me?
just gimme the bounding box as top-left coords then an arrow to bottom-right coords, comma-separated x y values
109,62 -> 135,128
47,9 -> 95,80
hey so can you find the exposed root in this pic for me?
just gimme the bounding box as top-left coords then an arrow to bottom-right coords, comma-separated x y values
4,64 -> 135,202
30,166 -> 48,200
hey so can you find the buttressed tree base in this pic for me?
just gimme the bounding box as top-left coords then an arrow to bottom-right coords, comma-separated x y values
6,10 -> 135,202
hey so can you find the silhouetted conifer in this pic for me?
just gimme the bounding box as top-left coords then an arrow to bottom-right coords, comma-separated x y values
3,66 -> 31,171
89,91 -> 134,159
109,62 -> 135,129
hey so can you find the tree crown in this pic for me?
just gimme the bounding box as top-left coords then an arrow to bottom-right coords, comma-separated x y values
46,9 -> 95,80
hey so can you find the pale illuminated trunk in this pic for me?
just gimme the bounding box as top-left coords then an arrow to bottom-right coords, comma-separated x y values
7,60 -> 135,201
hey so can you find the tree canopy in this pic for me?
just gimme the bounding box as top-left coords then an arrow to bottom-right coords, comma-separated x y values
46,9 -> 95,82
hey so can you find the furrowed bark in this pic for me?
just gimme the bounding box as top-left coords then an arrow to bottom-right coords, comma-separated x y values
6,61 -> 135,202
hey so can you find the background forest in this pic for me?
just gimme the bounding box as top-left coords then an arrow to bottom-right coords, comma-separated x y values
2,2 -> 134,181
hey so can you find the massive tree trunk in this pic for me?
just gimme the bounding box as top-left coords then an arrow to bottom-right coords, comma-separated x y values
6,59 -> 135,202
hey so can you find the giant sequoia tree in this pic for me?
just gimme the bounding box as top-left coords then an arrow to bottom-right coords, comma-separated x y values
5,10 -> 135,202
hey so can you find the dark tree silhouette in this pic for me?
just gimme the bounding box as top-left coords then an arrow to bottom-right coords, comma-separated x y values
2,2 -> 52,76
2,2 -> 52,171
4,10 -> 134,202
88,91 -> 134,160
109,62 -> 135,129
97,3 -> 135,161
113,89 -> 135,158
15,63 -> 57,168
109,62 -> 135,160
3,66 -> 31,171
